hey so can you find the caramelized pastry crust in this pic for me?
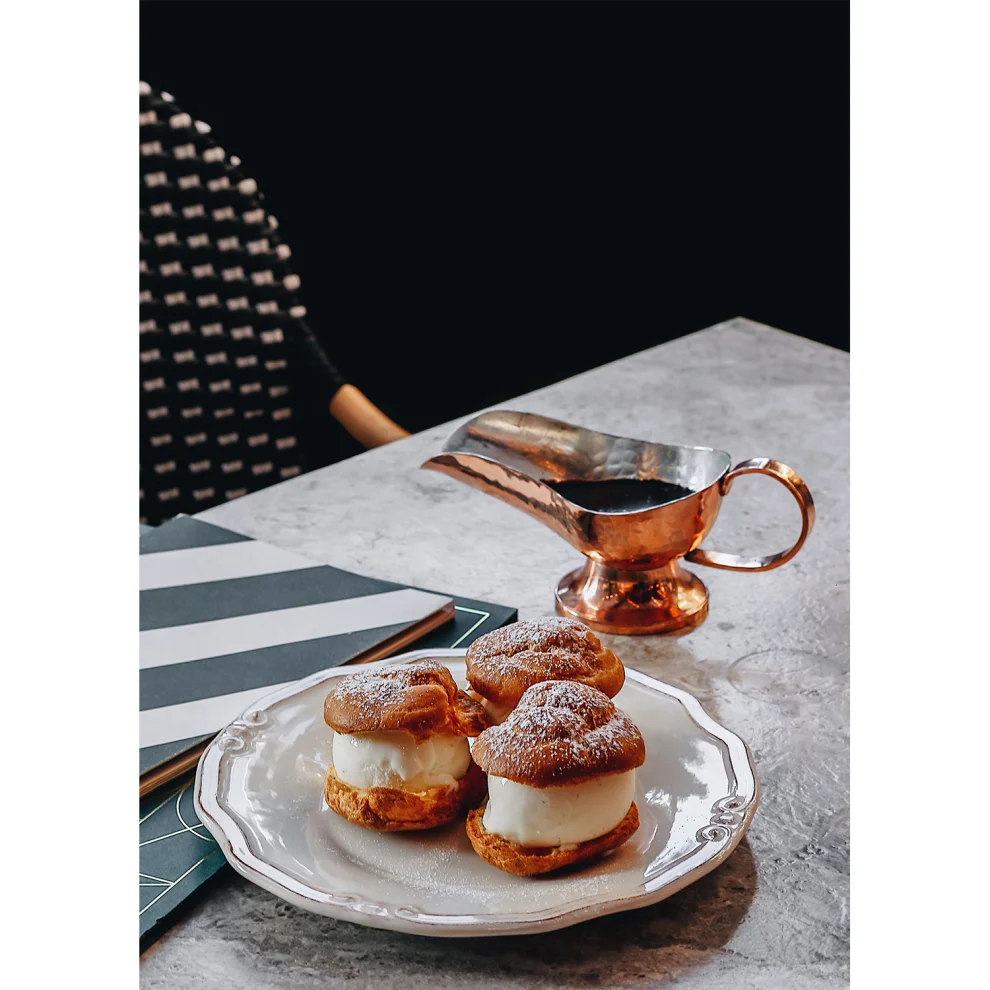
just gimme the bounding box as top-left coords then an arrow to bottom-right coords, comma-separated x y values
466,800 -> 640,876
324,760 -> 487,832
324,659 -> 489,741
472,679 -> 645,788
465,617 -> 624,709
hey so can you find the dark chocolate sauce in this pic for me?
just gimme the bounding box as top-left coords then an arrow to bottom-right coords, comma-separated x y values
548,478 -> 695,513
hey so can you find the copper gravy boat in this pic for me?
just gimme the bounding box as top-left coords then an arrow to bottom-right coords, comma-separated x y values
422,411 -> 815,635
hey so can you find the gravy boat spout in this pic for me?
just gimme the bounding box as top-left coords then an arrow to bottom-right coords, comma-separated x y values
422,411 -> 814,635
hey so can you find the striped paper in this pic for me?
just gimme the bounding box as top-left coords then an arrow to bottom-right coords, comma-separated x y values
139,516 -> 452,775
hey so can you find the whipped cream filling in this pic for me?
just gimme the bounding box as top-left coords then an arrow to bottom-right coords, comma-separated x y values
479,696 -> 516,726
482,770 -> 636,847
332,729 -> 471,792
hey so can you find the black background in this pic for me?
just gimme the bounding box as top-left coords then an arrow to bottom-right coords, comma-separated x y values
141,2 -> 849,435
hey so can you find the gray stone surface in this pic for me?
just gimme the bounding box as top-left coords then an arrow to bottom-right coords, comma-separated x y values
141,318 -> 849,989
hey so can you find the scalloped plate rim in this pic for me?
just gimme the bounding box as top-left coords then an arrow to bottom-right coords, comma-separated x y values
194,647 -> 759,937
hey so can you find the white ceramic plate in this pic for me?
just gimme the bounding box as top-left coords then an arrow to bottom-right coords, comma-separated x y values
194,648 -> 758,937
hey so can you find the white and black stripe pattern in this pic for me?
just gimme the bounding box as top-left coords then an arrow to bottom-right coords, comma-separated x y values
139,82 -> 351,526
140,516 -> 452,775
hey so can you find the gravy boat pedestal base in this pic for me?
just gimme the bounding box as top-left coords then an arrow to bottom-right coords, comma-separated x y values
556,559 -> 709,636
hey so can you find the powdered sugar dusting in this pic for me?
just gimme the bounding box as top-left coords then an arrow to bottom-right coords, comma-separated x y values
473,680 -> 645,786
470,617 -> 594,672
465,617 -> 623,704
480,616 -> 590,653
323,660 -> 466,737
331,672 -> 408,720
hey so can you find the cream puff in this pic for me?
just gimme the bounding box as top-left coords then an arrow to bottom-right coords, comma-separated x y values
467,679 -> 645,876
465,616 -> 625,724
323,660 -> 489,831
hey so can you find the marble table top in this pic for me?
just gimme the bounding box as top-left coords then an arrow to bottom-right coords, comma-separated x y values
140,318 -> 849,989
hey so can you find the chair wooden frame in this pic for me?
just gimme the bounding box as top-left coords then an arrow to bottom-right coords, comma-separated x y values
330,385 -> 409,448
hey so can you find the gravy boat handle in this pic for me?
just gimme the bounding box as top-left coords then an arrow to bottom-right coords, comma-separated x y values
685,458 -> 815,572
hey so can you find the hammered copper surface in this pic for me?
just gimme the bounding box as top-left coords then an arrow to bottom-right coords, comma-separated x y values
422,412 -> 814,634
555,559 -> 710,635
